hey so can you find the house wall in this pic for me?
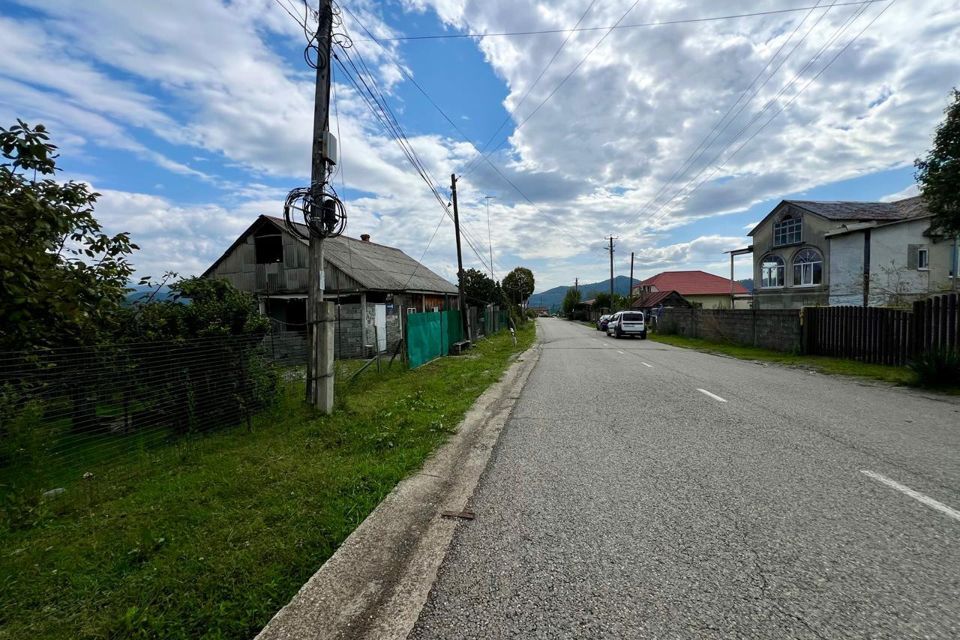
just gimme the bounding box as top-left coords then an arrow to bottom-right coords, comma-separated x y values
752,203 -> 832,309
828,220 -> 959,307
869,219 -> 956,306
828,232 -> 865,306
659,308 -> 802,352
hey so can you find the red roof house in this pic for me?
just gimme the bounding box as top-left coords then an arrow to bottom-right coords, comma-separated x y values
632,270 -> 749,309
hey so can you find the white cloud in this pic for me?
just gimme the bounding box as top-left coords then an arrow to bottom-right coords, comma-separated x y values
2,0 -> 958,291
879,183 -> 919,202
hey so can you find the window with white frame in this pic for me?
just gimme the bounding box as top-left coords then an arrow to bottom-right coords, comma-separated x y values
792,248 -> 823,286
918,247 -> 929,270
761,255 -> 785,288
773,215 -> 802,246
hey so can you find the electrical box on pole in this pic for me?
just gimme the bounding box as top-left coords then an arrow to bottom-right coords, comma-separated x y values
281,0 -> 346,414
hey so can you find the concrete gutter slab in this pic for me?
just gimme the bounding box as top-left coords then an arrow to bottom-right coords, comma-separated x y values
255,333 -> 542,640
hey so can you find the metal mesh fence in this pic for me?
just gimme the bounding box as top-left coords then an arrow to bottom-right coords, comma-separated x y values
0,335 -> 280,501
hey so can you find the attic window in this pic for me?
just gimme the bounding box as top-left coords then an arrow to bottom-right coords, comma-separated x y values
255,232 -> 283,264
773,216 -> 802,246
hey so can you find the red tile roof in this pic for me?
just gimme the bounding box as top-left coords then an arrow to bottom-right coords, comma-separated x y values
633,270 -> 748,296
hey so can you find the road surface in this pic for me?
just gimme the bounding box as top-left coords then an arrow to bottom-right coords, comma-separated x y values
411,318 -> 960,639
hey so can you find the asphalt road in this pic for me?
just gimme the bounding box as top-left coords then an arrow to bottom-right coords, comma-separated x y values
410,318 -> 960,639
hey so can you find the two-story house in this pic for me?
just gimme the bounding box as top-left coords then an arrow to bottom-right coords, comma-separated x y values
747,196 -> 958,309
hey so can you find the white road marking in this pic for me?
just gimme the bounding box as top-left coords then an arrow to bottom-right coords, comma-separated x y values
617,350 -> 625,354
696,388 -> 727,403
860,470 -> 960,523
641,362 -> 653,368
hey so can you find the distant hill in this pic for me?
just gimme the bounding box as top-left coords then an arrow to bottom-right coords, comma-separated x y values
125,284 -> 175,305
530,276 -> 639,311
737,278 -> 754,292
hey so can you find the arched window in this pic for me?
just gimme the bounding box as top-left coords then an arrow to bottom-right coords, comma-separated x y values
792,248 -> 823,286
761,255 -> 785,288
774,215 -> 802,246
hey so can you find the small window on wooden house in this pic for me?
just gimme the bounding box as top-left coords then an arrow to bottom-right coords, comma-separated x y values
254,230 -> 283,264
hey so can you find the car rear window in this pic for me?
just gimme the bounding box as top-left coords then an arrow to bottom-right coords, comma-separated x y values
621,313 -> 644,322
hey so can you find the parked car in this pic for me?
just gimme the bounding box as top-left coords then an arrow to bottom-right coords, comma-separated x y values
607,310 -> 647,339
596,314 -> 612,331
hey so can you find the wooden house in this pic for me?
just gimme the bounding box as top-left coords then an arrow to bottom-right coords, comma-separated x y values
203,215 -> 459,358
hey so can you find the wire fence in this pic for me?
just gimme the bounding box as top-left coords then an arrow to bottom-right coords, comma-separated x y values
0,334 -> 282,501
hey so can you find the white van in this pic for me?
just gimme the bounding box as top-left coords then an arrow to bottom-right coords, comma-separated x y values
606,311 -> 647,339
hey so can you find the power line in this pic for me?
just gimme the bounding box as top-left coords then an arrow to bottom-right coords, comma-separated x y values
460,0 -> 642,181
364,1 -> 887,42
632,0 -> 832,226
458,0 -> 599,178
332,42 -> 495,275
338,5 -> 588,256
640,0 -> 896,231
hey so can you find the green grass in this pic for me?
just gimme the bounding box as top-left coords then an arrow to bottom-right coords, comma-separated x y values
648,333 -> 915,385
0,324 -> 535,640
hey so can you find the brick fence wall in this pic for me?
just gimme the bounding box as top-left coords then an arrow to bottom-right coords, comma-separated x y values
658,308 -> 802,353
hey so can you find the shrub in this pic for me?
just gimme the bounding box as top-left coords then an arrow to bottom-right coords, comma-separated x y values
909,349 -> 960,388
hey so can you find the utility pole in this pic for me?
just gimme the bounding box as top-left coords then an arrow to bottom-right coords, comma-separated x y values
451,174 -> 468,336
629,251 -> 635,297
484,195 -> 496,281
606,236 -> 617,303
307,0 -> 335,413
575,277 -> 578,293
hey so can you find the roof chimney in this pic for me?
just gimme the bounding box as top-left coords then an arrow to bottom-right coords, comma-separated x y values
360,234 -> 371,242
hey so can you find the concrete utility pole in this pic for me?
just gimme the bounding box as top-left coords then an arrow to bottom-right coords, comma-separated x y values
629,251 -> 635,296
575,277 -> 578,293
307,0 -> 335,413
450,174 -> 468,335
607,236 -> 616,302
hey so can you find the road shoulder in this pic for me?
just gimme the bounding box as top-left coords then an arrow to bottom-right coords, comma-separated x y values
255,329 -> 542,640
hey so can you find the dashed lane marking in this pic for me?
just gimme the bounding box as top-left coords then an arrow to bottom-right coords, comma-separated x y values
696,388 -> 727,403
861,470 -> 960,523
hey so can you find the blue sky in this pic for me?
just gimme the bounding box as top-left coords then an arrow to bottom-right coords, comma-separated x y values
1,0 -> 956,290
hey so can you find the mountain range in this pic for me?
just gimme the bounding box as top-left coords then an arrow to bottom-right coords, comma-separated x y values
529,276 -> 640,311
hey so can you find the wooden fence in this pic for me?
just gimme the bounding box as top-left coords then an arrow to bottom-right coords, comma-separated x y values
803,292 -> 959,366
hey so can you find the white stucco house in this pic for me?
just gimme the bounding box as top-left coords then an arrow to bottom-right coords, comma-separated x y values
827,198 -> 959,306
742,195 -> 959,309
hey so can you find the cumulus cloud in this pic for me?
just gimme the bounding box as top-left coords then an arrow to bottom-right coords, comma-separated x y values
1,0 -> 957,290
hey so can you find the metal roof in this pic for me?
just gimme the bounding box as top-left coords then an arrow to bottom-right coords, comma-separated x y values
263,216 -> 458,295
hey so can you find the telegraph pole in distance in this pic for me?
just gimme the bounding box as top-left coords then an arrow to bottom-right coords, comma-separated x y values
450,174 -> 468,336
629,251 -> 635,296
606,236 -> 617,303
308,0 -> 335,413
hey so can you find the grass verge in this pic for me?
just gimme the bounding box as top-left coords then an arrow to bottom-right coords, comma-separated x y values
0,323 -> 535,640
648,333 -> 915,385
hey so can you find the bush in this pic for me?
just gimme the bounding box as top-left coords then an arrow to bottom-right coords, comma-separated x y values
909,349 -> 960,388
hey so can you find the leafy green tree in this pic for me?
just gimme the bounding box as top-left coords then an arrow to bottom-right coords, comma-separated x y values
126,276 -> 270,339
501,267 -> 535,306
593,291 -> 612,310
0,121 -> 138,350
460,268 -> 498,305
561,287 -> 581,316
915,89 -> 960,235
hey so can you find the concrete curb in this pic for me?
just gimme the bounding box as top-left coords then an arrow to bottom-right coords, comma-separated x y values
255,331 -> 543,640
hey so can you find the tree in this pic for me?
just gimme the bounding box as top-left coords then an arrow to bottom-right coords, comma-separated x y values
501,267 -> 535,306
460,268 -> 498,305
593,291 -> 612,310
561,287 -> 581,316
0,121 -> 138,350
915,89 -> 960,235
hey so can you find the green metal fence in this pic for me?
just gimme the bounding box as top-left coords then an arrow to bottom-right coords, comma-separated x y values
406,310 -> 463,369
